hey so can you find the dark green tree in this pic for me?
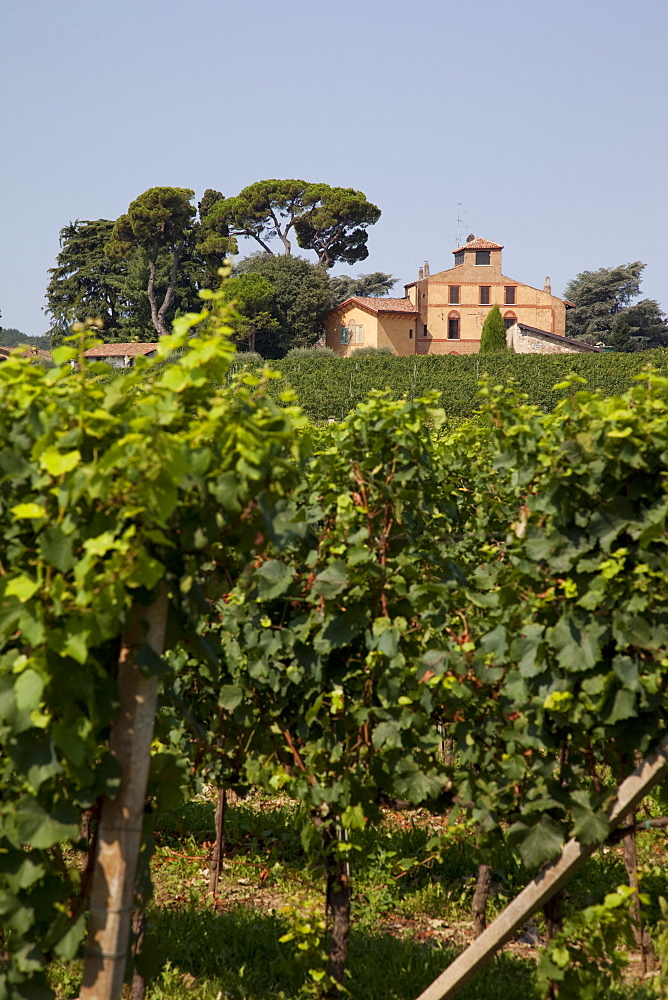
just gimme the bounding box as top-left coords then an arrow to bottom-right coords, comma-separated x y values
45,219 -> 130,343
106,187 -> 199,338
293,185 -> 381,267
221,273 -> 280,353
202,180 -> 380,267
564,262 -> 667,350
329,271 -> 396,306
479,304 -> 509,354
46,194 -> 235,345
195,189 -> 237,289
235,253 -> 332,357
607,298 -> 668,352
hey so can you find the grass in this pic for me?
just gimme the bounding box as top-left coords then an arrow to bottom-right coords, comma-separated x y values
48,790 -> 668,999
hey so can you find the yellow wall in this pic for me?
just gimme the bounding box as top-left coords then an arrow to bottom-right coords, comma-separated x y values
324,305 -> 379,356
326,246 -> 570,358
324,305 -> 417,356
407,248 -> 567,355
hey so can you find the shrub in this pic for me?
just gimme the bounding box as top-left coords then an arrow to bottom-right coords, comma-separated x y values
232,350 -> 264,366
284,346 -> 337,360
350,345 -> 394,357
479,305 -> 509,354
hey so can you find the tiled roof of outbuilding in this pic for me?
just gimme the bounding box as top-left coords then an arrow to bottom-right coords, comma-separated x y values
331,296 -> 419,316
84,343 -> 159,357
0,345 -> 52,361
452,237 -> 504,253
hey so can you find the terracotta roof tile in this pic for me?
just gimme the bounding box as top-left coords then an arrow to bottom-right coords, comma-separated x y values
0,345 -> 51,360
452,237 -> 504,253
332,296 -> 419,316
84,343 -> 159,357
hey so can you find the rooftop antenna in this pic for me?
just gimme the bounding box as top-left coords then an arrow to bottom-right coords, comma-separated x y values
444,203 -> 468,246
455,203 -> 466,247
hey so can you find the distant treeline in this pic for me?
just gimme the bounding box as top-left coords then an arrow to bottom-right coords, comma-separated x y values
0,328 -> 50,349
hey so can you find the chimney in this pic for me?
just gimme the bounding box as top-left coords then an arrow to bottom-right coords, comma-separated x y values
424,261 -> 430,277
418,267 -> 424,281
544,276 -> 552,294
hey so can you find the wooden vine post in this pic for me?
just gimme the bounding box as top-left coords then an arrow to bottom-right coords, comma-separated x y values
415,733 -> 668,1000
80,585 -> 169,1000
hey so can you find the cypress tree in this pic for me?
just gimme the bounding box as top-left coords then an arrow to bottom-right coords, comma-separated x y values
479,305 -> 509,354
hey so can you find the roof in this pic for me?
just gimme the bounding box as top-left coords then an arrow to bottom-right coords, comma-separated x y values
516,323 -> 602,352
84,343 -> 159,357
0,345 -> 52,361
452,237 -> 504,254
330,296 -> 419,316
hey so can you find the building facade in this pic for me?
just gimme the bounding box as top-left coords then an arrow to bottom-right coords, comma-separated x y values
83,343 -> 159,367
325,236 -> 577,356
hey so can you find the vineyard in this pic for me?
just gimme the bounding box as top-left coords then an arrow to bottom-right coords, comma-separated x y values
1,297 -> 668,1000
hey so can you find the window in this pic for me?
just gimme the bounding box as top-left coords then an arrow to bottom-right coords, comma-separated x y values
479,286 -> 491,305
503,313 -> 517,330
448,285 -> 460,304
475,250 -> 491,265
409,329 -> 413,339
447,313 -> 460,340
340,324 -> 364,344
504,286 -> 516,305
422,325 -> 429,337
454,251 -> 464,265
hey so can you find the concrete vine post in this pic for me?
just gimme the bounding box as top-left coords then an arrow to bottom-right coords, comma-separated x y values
414,733 -> 668,1000
80,585 -> 169,1000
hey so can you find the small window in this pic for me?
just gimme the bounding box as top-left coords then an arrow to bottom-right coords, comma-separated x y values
454,251 -> 464,265
340,325 -> 363,344
504,286 -> 516,305
423,326 -> 429,337
449,285 -> 460,304
409,329 -> 413,339
479,286 -> 491,305
447,313 -> 460,340
475,251 -> 491,265
503,313 -> 517,330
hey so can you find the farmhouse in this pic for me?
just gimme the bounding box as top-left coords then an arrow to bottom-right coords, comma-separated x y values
83,343 -> 159,367
324,236 -> 595,356
0,345 -> 52,363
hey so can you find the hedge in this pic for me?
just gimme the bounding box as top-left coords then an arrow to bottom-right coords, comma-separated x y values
230,349 -> 668,421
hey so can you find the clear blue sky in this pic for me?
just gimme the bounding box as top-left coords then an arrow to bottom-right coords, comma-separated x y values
1,0 -> 666,336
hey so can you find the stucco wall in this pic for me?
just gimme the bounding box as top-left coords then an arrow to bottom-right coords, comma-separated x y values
419,247 -> 567,354
377,314 -> 417,355
324,305 -> 380,356
327,245 -> 570,358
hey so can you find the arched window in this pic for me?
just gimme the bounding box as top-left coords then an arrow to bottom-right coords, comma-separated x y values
447,311 -> 460,340
503,311 -> 517,330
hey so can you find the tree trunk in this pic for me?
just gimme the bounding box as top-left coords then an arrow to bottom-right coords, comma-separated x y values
156,245 -> 181,336
146,253 -> 173,338
622,818 -> 657,973
209,787 -> 226,898
543,891 -> 563,940
79,585 -> 169,1000
472,864 -> 492,937
323,825 -> 351,990
130,910 -> 146,1000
